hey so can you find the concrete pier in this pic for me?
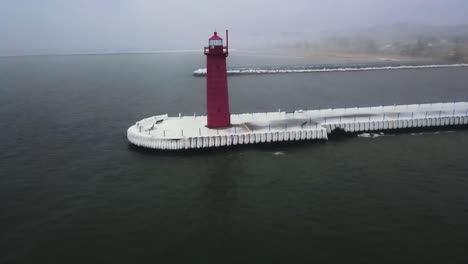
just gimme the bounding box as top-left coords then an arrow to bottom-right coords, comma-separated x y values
127,102 -> 468,150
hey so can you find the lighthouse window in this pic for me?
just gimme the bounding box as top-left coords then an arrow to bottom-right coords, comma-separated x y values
209,40 -> 222,46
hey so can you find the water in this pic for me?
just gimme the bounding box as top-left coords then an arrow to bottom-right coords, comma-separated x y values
1,52 -> 468,263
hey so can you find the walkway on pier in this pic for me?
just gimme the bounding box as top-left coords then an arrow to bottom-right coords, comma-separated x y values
127,102 -> 468,150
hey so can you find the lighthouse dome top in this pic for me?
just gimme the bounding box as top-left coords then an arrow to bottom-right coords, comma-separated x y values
209,32 -> 223,40
209,32 -> 223,46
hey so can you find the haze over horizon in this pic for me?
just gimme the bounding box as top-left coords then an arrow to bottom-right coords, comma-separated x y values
2,0 -> 468,56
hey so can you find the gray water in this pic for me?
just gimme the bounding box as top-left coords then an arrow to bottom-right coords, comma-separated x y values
1,52 -> 468,263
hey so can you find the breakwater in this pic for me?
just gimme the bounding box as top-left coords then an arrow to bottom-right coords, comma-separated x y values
193,64 -> 468,76
127,102 -> 468,150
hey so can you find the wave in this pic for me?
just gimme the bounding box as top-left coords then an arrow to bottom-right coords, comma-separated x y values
193,63 -> 468,76
410,131 -> 455,136
358,132 -> 385,139
272,151 -> 285,156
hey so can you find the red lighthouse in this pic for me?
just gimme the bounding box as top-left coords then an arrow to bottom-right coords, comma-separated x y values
204,30 -> 230,128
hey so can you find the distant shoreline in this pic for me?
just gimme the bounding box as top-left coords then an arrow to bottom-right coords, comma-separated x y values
0,49 -> 205,58
0,49 -> 457,66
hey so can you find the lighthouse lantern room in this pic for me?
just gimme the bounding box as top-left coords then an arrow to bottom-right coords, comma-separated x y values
204,30 -> 230,128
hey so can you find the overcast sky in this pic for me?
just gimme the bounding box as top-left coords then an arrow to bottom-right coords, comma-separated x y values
1,0 -> 468,56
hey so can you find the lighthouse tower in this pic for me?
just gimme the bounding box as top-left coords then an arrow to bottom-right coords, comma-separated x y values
204,30 -> 230,128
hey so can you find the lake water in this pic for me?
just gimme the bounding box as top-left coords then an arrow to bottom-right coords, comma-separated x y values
1,52 -> 468,263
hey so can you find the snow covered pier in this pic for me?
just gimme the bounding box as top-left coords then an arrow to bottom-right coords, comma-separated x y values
127,102 -> 468,150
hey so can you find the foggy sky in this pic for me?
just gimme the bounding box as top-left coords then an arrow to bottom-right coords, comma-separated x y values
2,0 -> 468,56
